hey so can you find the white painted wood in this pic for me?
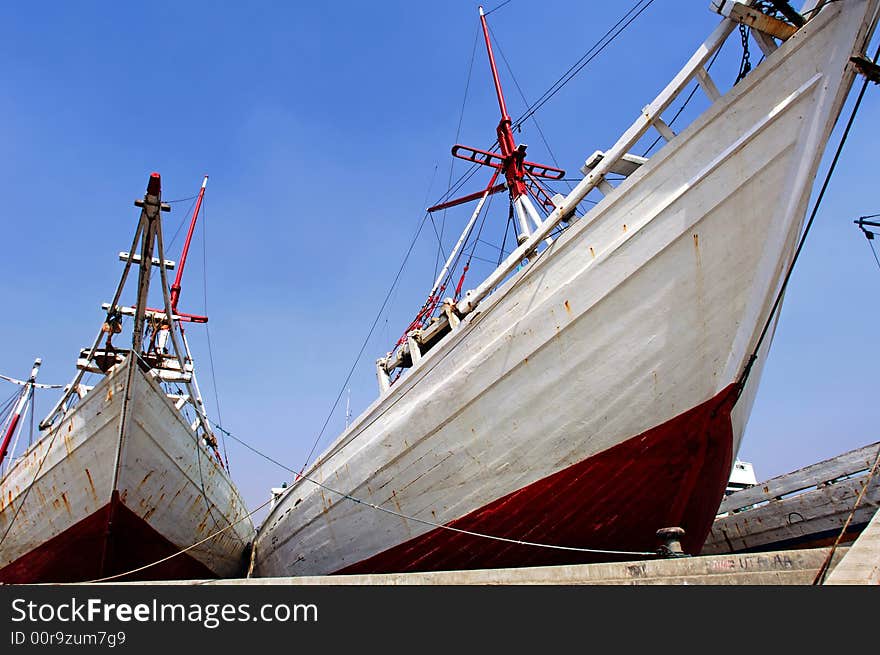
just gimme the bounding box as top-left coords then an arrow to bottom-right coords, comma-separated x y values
254,2 -> 880,578
0,357 -> 254,578
118,252 -> 175,269
652,116 -> 677,142
696,66 -> 723,101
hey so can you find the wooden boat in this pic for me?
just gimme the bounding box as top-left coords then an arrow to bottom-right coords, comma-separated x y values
703,441 -> 880,554
254,1 -> 880,576
0,174 -> 254,582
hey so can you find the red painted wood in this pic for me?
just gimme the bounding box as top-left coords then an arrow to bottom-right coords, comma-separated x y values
337,384 -> 739,574
0,500 -> 221,583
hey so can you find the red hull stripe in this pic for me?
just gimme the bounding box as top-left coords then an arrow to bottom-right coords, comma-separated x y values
337,384 -> 739,574
0,500 -> 221,584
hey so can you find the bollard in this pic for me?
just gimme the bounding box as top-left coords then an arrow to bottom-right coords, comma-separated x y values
656,526 -> 689,558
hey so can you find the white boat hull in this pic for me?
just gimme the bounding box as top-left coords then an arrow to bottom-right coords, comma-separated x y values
0,357 -> 254,582
253,2 -> 878,577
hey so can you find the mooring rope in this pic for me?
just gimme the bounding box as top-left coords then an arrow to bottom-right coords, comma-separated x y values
209,419 -> 660,559
85,497 -> 275,584
811,442 -> 880,584
736,41 -> 879,394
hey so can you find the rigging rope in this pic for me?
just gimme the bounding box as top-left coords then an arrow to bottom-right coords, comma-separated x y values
865,234 -> 880,271
510,0 -> 656,130
200,201 -> 230,471
642,45 -> 725,157
856,216 -> 880,271
812,442 -> 880,584
298,212 -> 432,472
210,419 -> 660,559
736,42 -> 879,393
484,0 -> 513,16
85,496 -> 274,584
438,27 -> 480,282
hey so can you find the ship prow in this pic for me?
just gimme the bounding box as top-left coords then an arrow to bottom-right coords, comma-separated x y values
0,173 -> 254,583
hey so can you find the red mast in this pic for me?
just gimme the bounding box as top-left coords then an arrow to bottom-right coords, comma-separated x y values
480,5 -> 528,201
427,6 -> 564,216
0,359 -> 42,470
170,175 -> 208,317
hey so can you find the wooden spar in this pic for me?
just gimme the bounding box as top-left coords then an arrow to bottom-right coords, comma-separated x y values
130,173 -> 164,351
152,192 -> 221,458
40,208 -> 152,430
427,169 -> 500,302
0,359 -> 42,470
170,175 -> 208,315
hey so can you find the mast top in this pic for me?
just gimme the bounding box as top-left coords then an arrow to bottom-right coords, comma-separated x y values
147,172 -> 161,196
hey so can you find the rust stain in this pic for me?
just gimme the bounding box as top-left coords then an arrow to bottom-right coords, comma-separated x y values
61,492 -> 71,515
693,233 -> 699,248
138,470 -> 154,488
63,434 -> 73,456
563,300 -> 571,315
589,246 -> 595,258
391,490 -> 402,513
623,223 -> 628,232
106,387 -> 113,402
85,468 -> 98,501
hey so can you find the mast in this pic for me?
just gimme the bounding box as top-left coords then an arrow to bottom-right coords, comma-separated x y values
426,7 -> 565,245
170,175 -> 208,315
130,173 -> 165,350
0,358 -> 42,469
479,5 -> 526,203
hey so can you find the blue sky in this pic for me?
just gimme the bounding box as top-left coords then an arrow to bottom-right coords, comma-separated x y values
2,1 -> 878,522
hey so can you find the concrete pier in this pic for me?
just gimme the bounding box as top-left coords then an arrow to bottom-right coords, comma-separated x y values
111,546 -> 849,585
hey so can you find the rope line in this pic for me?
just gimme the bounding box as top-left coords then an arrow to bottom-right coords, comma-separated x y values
812,442 -> 880,584
298,212 -> 432,472
85,497 -> 272,584
736,41 -> 878,392
209,419 -> 659,558
866,235 -> 880,272
510,0 -> 656,130
484,0 -> 513,16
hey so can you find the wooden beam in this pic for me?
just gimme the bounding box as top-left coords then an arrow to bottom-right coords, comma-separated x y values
716,1 -> 799,40
719,442 -> 880,513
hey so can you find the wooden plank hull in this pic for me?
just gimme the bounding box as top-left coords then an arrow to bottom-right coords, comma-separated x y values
703,442 -> 880,555
0,357 -> 254,583
252,2 -> 878,577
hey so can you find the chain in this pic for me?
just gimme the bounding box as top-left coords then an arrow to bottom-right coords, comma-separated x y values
735,24 -> 752,85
